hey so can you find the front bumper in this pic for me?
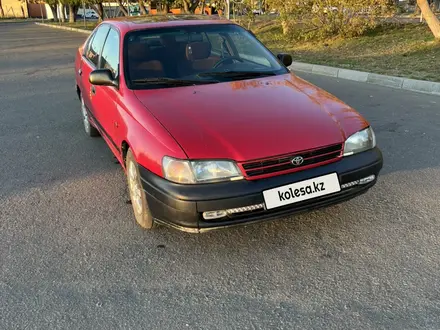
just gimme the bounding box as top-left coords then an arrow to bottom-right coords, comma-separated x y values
139,148 -> 383,233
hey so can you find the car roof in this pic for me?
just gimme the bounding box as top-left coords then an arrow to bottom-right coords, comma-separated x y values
105,14 -> 235,34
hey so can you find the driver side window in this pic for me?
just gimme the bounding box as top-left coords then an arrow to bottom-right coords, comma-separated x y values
100,28 -> 120,77
86,25 -> 110,67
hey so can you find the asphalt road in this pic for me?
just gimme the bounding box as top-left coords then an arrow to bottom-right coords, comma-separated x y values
1,23 -> 440,330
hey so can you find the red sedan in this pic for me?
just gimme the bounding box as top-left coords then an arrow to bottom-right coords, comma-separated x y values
74,15 -> 383,233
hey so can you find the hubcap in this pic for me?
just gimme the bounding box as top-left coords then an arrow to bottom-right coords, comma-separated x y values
81,98 -> 91,132
128,162 -> 143,215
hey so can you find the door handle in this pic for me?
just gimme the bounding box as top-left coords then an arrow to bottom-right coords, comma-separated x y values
91,86 -> 96,95
78,68 -> 82,76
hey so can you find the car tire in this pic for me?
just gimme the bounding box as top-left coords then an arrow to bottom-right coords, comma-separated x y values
126,149 -> 155,229
80,95 -> 100,137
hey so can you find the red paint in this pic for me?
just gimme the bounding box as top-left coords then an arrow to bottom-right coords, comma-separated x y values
75,18 -> 370,180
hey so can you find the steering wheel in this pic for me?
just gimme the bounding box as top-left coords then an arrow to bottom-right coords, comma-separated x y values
213,56 -> 245,69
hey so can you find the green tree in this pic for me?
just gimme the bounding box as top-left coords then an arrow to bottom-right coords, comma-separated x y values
145,0 -> 151,12
115,0 -> 129,16
418,0 -> 440,38
181,0 -> 199,13
65,0 -> 104,21
138,0 -> 147,14
92,0 -> 104,20
66,0 -> 81,22
234,0 -> 256,29
268,0 -> 394,39
59,0 -> 66,22
160,0 -> 178,13
266,0 -> 296,35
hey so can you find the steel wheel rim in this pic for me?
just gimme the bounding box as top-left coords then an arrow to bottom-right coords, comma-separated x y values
128,161 -> 143,215
81,98 -> 91,132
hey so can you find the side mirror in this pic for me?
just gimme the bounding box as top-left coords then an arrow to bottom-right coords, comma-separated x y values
89,69 -> 118,87
277,53 -> 293,67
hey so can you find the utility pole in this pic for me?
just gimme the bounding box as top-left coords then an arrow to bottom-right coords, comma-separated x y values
225,0 -> 230,19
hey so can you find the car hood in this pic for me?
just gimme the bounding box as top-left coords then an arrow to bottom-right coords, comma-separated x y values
134,73 -> 368,161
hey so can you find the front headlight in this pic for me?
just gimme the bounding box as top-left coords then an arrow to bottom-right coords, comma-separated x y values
343,127 -> 376,156
162,156 -> 243,184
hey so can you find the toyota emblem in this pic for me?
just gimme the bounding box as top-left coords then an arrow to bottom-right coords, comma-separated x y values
291,156 -> 304,166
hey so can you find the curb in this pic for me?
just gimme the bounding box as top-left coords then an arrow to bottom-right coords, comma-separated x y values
288,62 -> 440,96
0,19 -> 42,24
35,22 -> 91,34
34,22 -> 440,96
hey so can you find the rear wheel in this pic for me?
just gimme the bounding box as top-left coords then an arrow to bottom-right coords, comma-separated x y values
80,95 -> 100,137
126,149 -> 155,229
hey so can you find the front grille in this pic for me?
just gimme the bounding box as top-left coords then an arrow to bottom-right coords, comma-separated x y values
242,144 -> 343,177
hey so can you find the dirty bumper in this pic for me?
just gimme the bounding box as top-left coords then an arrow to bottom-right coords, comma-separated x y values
139,148 -> 383,233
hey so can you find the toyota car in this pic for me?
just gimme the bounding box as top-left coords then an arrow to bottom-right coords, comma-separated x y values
74,15 -> 383,233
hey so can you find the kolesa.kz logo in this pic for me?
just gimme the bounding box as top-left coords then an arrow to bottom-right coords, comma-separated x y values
278,181 -> 326,201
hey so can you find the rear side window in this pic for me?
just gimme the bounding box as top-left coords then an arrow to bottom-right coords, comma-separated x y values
86,25 -> 110,66
100,28 -> 120,77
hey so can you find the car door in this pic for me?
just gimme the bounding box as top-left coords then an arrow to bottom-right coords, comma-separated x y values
79,24 -> 110,120
76,30 -> 95,95
90,27 -> 123,156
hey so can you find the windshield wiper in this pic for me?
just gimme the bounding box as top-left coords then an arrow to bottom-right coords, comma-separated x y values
197,71 -> 278,78
132,77 -> 219,86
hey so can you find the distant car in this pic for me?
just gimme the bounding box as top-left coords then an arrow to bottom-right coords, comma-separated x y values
74,15 -> 383,233
82,11 -> 99,19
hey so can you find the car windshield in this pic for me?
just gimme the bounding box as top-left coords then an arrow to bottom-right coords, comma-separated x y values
124,24 -> 289,89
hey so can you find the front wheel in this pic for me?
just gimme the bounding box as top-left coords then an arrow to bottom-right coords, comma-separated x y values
126,149 -> 155,229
